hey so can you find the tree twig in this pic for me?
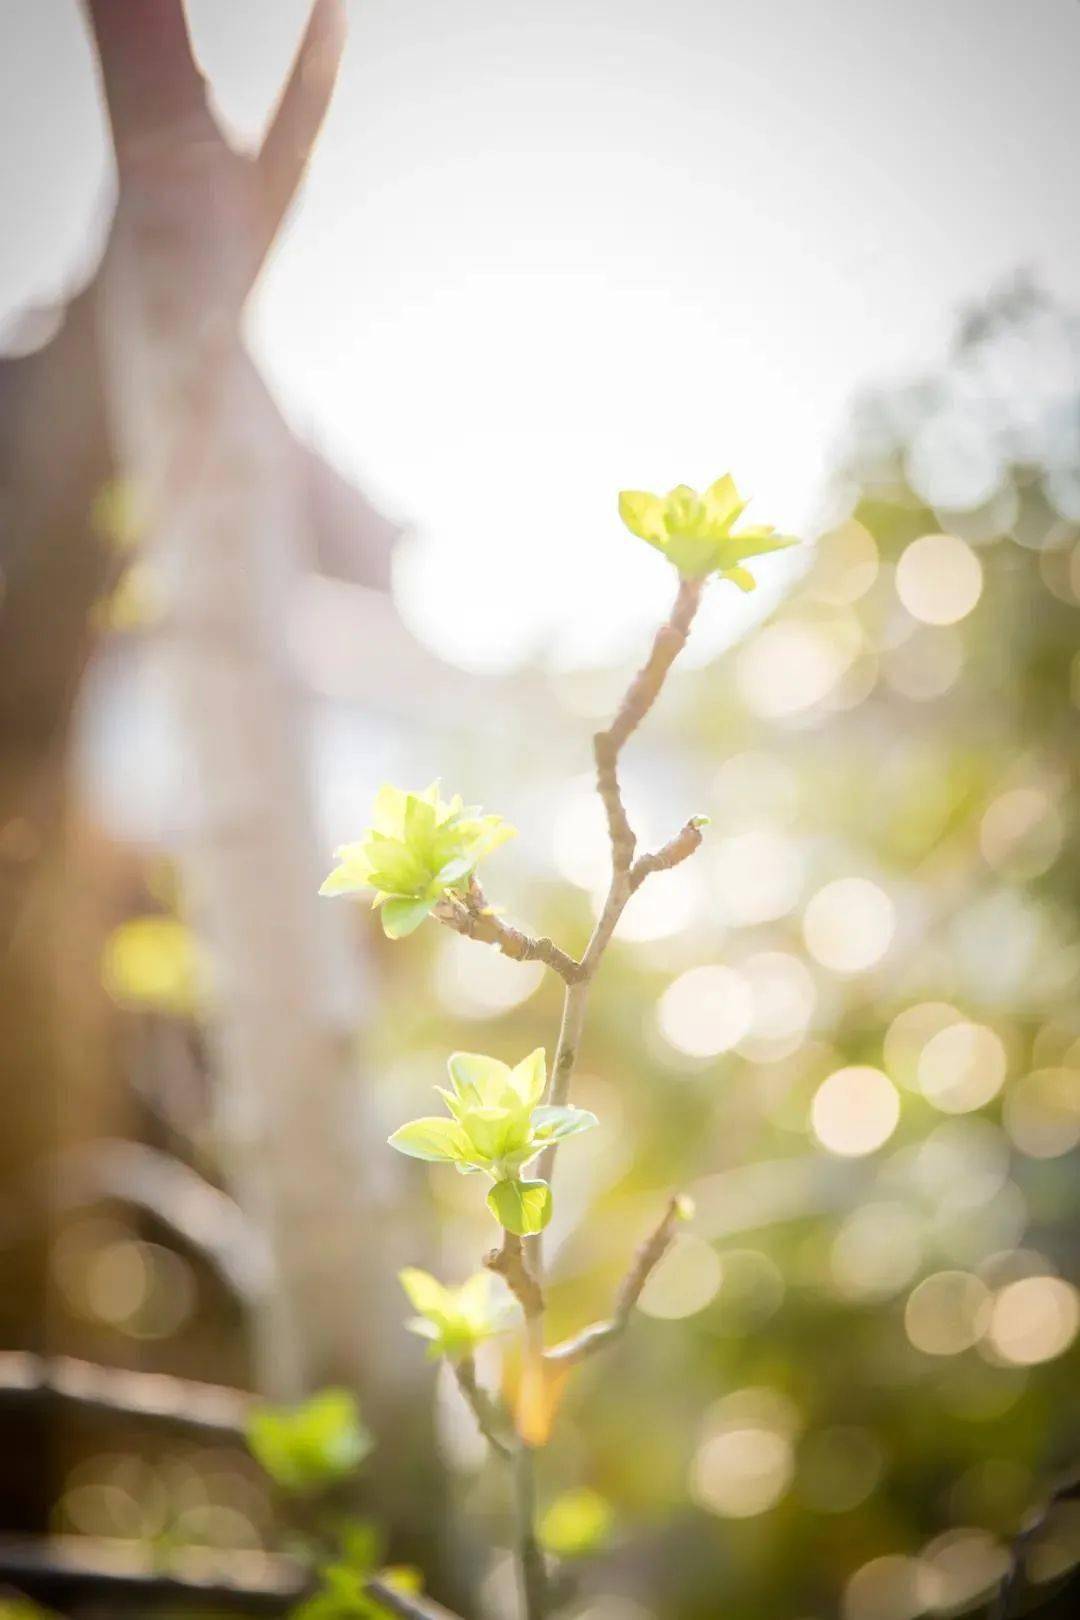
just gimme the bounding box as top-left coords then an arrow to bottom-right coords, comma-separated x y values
485,1231 -> 544,1319
536,574 -> 706,1191
453,1356 -> 514,1459
630,816 -> 708,891
433,883 -> 583,985
363,1574 -> 468,1620
445,571 -> 707,1618
544,1195 -> 684,1365
512,1444 -> 548,1620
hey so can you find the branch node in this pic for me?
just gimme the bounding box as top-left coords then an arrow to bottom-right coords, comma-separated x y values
433,884 -> 583,985
485,1232 -> 544,1320
543,1194 -> 684,1367
454,1356 -> 515,1459
630,815 -> 708,891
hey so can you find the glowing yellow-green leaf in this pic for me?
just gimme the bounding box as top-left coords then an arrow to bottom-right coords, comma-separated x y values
399,1268 -> 450,1318
320,782 -> 515,935
702,473 -> 745,528
460,1104 -> 531,1163
370,783 -> 409,834
487,1178 -> 552,1236
508,1047 -> 547,1108
447,1051 -> 514,1107
399,1268 -> 517,1359
529,1105 -> 598,1143
380,895 -> 437,938
318,842 -> 374,896
618,489 -> 667,543
388,1117 -> 473,1164
616,473 -> 800,585
722,564 -> 757,593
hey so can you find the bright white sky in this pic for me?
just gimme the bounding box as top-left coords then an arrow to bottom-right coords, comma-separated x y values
3,0 -> 1079,670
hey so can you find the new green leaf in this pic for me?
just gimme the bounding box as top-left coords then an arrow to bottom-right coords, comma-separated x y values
387,1117 -> 472,1164
487,1178 -> 553,1236
319,781 -> 515,938
530,1105 -> 599,1142
618,474 -> 799,586
399,1267 -> 518,1359
388,1049 -> 598,1193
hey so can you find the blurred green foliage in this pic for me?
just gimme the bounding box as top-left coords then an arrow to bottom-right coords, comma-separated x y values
367,285 -> 1080,1618
246,1391 -> 372,1497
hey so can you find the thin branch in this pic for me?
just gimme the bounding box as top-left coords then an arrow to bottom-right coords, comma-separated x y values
544,1195 -> 684,1366
433,882 -> 583,985
592,573 -> 704,871
256,0 -> 348,254
364,1573 -> 467,1620
630,816 -> 708,891
513,1445 -> 548,1620
548,979 -> 590,1111
536,575 -> 706,1191
604,575 -> 705,753
464,573 -> 706,1617
0,1351 -> 249,1436
453,1357 -> 514,1459
485,1232 -> 544,1319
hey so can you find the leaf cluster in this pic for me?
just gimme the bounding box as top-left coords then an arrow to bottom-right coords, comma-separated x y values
399,1267 -> 519,1360
388,1049 -> 597,1235
320,782 -> 513,938
618,473 -> 796,587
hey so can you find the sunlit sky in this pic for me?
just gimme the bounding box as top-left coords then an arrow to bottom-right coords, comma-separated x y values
3,0 -> 1079,669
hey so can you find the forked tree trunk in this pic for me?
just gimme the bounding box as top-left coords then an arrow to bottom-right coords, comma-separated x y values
87,0 -> 410,1404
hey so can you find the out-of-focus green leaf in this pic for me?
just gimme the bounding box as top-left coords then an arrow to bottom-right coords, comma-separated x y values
539,1486 -> 615,1558
246,1389 -> 372,1494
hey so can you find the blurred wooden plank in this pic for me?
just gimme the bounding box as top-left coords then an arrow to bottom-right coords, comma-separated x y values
0,1352 -> 250,1435
0,1532 -> 304,1613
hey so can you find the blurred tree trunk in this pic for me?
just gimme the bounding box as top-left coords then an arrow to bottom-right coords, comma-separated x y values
85,0 -> 414,1408
0,272 -> 114,1530
1,4 -> 456,1588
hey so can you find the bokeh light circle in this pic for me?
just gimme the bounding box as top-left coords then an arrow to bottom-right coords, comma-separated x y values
904,1270 -> 990,1356
895,534 -> 983,625
803,879 -> 895,975
657,964 -> 753,1057
812,1066 -> 900,1157
985,1276 -> 1079,1366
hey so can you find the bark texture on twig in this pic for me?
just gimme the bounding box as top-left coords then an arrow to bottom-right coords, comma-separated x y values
545,1195 -> 684,1365
453,1357 -> 513,1459
434,882 -> 582,984
485,1232 -> 544,1319
536,575 -> 706,1193
630,816 -> 708,891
